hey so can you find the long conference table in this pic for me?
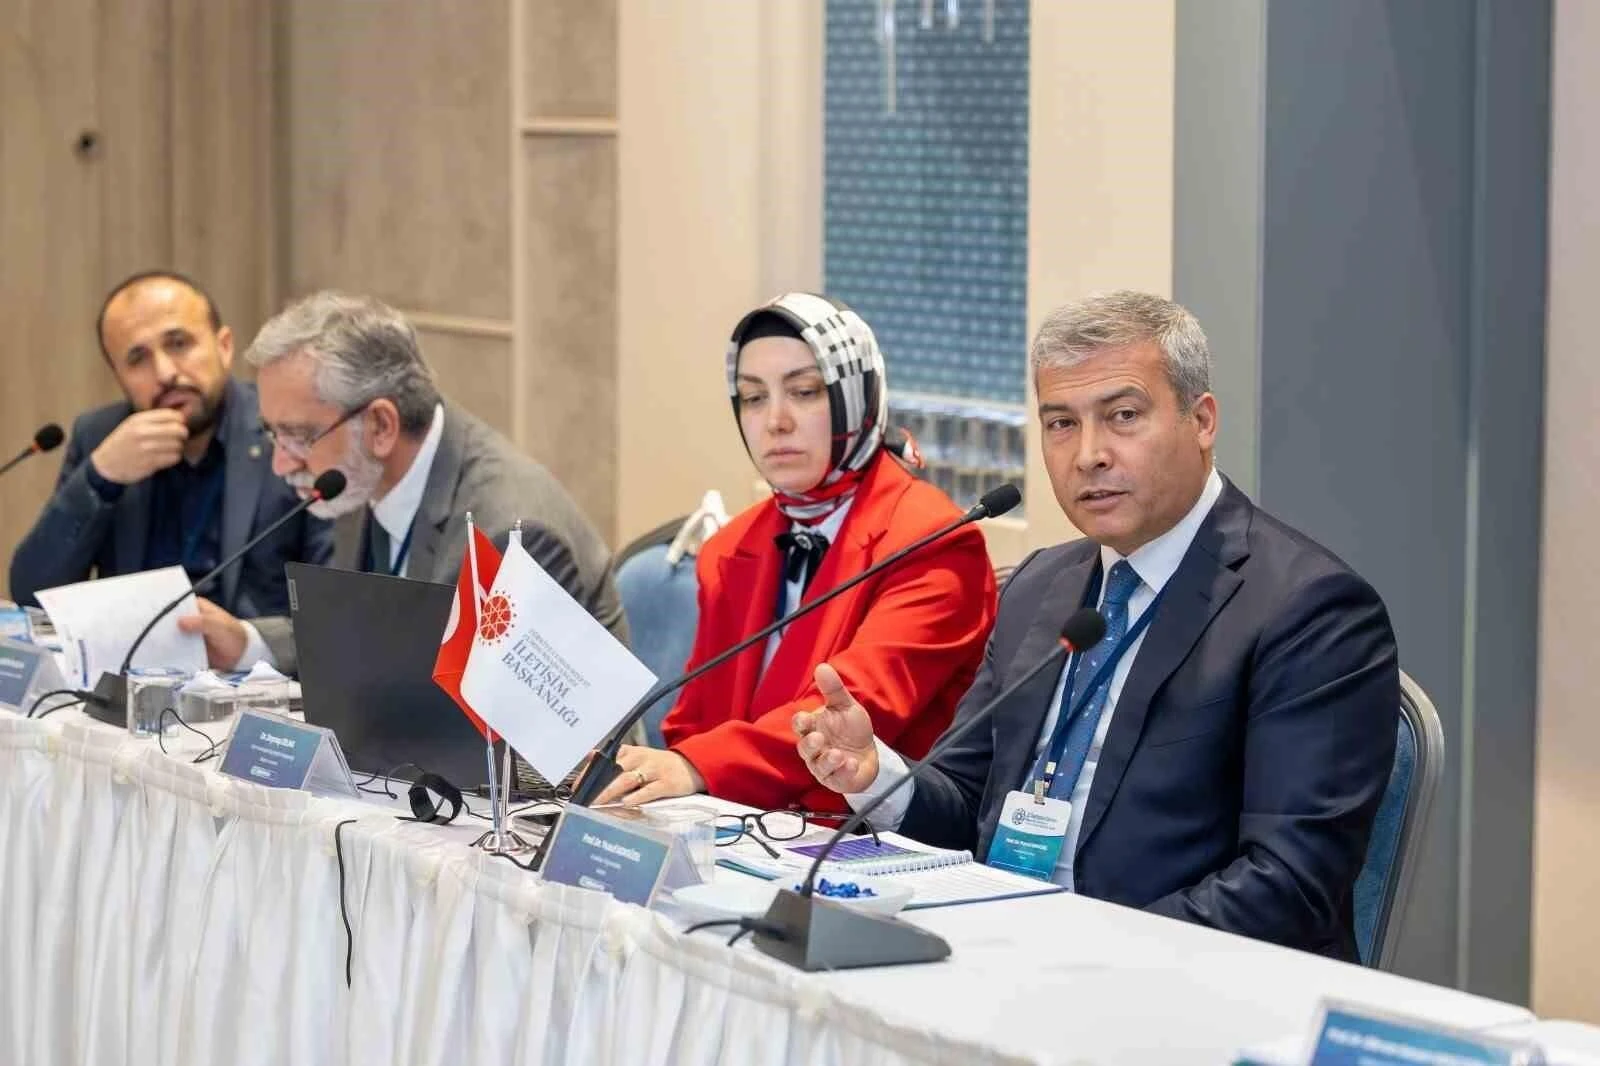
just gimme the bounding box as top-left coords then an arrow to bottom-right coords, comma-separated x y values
0,709 -> 1540,1066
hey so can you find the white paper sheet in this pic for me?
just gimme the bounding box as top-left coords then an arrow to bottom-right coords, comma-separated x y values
459,540 -> 656,783
35,566 -> 206,686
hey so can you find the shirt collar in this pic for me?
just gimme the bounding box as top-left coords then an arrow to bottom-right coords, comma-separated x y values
371,403 -> 445,541
1100,467 -> 1225,595
788,497 -> 854,544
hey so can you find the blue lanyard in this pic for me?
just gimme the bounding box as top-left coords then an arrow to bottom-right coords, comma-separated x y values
1030,585 -> 1166,791
180,471 -> 226,572
388,523 -> 415,576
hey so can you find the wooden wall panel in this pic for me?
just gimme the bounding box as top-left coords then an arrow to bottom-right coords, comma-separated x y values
95,0 -> 173,282
519,136 -> 618,540
170,0 -> 279,343
521,0 -> 617,118
415,327 -> 514,439
281,0 -> 512,320
1,0 -> 119,568
1,0 -> 276,578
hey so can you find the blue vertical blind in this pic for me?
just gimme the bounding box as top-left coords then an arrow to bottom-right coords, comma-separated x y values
825,0 -> 1030,512
824,0 -> 1029,405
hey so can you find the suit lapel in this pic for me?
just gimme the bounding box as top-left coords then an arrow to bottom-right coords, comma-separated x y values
113,480 -> 153,575
408,407 -> 466,582
718,507 -> 787,719
990,546 -> 1100,796
333,511 -> 366,571
218,381 -> 268,607
752,506 -> 884,709
1074,483 -> 1252,856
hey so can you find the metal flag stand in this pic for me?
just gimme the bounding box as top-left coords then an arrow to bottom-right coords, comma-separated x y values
464,514 -> 533,855
472,740 -> 533,855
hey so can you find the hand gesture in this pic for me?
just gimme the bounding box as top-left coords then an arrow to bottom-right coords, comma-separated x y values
89,409 -> 188,485
793,662 -> 880,794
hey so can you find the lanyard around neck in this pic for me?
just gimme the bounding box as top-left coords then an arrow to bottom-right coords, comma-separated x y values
1030,583 -> 1167,791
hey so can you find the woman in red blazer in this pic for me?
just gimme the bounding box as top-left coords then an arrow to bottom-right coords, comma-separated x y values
596,293 -> 998,812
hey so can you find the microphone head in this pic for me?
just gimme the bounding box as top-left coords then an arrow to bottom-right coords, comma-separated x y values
1060,608 -> 1107,652
312,469 -> 347,501
977,483 -> 1022,518
33,423 -> 64,452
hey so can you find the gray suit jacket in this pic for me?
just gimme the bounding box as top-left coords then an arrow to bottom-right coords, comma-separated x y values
8,378 -> 335,617
256,403 -> 626,672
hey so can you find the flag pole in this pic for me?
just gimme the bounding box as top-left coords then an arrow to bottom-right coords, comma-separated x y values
472,516 -> 531,855
467,510 -> 503,850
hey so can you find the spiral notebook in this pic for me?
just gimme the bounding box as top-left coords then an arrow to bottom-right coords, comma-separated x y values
715,830 -> 1064,909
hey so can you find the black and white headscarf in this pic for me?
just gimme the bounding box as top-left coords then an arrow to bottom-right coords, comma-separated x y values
728,292 -> 903,523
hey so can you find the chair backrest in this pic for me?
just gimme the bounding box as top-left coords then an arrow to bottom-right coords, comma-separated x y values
617,515 -> 691,566
614,532 -> 700,747
1353,670 -> 1444,969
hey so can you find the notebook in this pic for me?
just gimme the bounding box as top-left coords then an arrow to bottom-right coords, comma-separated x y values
715,829 -> 1065,909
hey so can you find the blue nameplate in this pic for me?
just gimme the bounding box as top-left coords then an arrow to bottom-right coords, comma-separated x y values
0,637 -> 67,713
217,709 -> 356,796
0,641 -> 43,710
1309,1002 -> 1544,1066
541,805 -> 700,907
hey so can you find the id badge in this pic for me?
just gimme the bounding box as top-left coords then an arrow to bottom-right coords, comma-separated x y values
986,790 -> 1071,881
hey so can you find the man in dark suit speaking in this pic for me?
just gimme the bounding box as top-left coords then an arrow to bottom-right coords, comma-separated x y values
795,291 -> 1398,960
9,271 -> 333,634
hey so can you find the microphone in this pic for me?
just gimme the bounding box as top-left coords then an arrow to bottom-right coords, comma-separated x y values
0,423 -> 65,477
83,469 -> 347,723
750,607 -> 1107,972
566,482 -> 1024,808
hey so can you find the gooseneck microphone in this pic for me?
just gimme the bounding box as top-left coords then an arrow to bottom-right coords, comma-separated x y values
750,606 -> 1108,972
566,482 -> 1025,809
84,469 -> 347,722
0,423 -> 66,478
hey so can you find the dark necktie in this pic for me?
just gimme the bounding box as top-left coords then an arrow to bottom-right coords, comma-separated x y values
774,530 -> 830,591
1047,560 -> 1143,800
366,517 -> 392,574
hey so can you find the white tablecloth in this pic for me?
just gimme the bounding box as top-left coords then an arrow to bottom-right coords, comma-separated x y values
0,712 -> 1533,1066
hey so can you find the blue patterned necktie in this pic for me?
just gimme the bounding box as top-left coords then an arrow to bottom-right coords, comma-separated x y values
1047,560 -> 1142,800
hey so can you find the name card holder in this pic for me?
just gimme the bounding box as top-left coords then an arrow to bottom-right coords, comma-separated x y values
0,637 -> 70,715
1305,1000 -> 1545,1066
217,708 -> 358,798
539,804 -> 703,908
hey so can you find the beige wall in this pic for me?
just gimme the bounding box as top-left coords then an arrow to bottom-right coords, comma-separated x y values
1017,1 -> 1176,561
616,1 -> 1175,564
615,0 -> 823,544
1533,0 -> 1600,1023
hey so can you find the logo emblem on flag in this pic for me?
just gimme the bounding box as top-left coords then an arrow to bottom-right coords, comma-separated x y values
477,593 -> 516,644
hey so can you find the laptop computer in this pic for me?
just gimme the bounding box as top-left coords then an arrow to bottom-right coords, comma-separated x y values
286,562 -> 490,788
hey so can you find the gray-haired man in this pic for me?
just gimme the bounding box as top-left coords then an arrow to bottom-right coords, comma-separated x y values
794,290 -> 1399,959
181,291 -> 626,674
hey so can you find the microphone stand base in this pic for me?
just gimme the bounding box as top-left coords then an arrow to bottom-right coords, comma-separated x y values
750,889 -> 951,971
83,672 -> 127,726
472,827 -> 534,855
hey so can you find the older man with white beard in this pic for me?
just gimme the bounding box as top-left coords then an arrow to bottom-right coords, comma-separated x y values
179,291 -> 627,674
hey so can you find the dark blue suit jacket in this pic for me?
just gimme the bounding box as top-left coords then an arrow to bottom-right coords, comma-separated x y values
8,378 -> 334,618
899,478 -> 1398,960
